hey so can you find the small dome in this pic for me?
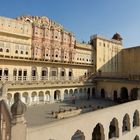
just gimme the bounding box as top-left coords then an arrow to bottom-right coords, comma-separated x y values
112,33 -> 122,41
11,93 -> 27,116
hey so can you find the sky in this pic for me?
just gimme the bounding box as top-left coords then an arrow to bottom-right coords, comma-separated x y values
0,0 -> 140,48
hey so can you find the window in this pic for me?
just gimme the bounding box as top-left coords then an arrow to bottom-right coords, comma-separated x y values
56,55 -> 58,57
6,49 -> 9,53
26,51 -> 28,55
15,50 -> 18,54
46,54 -> 48,56
0,48 -> 3,52
21,51 -> 23,54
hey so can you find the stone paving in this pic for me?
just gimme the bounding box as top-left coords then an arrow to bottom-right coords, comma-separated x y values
25,98 -> 117,127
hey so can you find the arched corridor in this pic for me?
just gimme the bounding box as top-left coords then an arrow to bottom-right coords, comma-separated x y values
92,123 -> 105,140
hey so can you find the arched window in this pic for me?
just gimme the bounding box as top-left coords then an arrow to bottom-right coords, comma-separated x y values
122,114 -> 130,132
134,135 -> 140,140
71,130 -> 85,140
133,110 -> 140,127
108,118 -> 119,139
92,123 -> 105,140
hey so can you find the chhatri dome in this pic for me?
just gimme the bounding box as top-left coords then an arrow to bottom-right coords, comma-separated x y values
112,33 -> 123,41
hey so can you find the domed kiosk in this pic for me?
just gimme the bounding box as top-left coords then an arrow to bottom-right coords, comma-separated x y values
112,33 -> 123,41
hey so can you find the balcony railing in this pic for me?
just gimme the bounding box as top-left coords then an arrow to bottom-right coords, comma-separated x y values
0,75 -> 89,84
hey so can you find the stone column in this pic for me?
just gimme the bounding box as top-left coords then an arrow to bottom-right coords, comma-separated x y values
11,92 -> 27,140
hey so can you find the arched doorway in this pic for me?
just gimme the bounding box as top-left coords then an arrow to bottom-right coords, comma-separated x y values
122,114 -> 130,132
113,90 -> 118,101
38,91 -> 44,102
79,88 -> 83,99
120,87 -> 129,101
92,123 -> 105,140
130,88 -> 138,100
133,110 -> 140,127
64,89 -> 69,100
54,90 -> 61,101
108,118 -> 119,139
45,91 -> 50,102
87,88 -> 90,100
92,88 -> 95,98
101,89 -> 105,98
22,92 -> 29,104
7,93 -> 12,106
71,130 -> 85,140
31,92 -> 37,103
134,135 -> 140,140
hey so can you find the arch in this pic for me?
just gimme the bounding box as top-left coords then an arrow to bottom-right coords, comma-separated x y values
108,118 -> 119,139
41,67 -> 48,80
122,114 -> 130,132
4,68 -> 9,80
31,92 -> 37,103
7,93 -> 12,105
92,123 -> 105,140
38,91 -> 44,102
120,87 -> 128,101
54,90 -> 61,101
92,88 -> 95,98
87,88 -> 90,100
60,68 -> 65,79
133,110 -> 140,127
71,130 -> 85,140
130,88 -> 138,100
22,92 -> 28,104
69,89 -> 73,97
69,68 -> 73,80
79,88 -> 83,99
64,89 -> 69,100
113,90 -> 118,101
134,135 -> 140,140
51,67 -> 58,80
31,67 -> 37,80
45,91 -> 50,102
101,89 -> 105,98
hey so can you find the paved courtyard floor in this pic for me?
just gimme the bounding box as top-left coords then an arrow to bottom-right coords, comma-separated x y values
25,98 -> 117,127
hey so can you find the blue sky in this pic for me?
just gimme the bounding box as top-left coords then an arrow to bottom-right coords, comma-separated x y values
0,0 -> 140,48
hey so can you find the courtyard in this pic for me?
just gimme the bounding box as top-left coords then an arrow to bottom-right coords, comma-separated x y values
25,98 -> 117,127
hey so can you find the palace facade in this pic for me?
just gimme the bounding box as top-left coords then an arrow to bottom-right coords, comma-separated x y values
1,15 -> 140,140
